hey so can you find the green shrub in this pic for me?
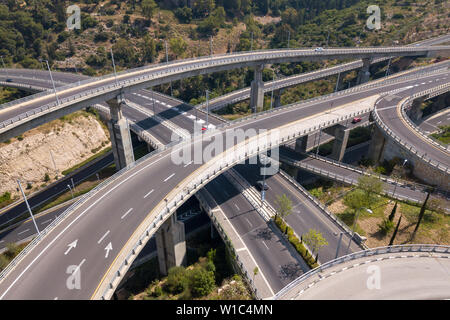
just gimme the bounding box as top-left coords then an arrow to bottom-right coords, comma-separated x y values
165,266 -> 188,294
378,218 -> 394,235
44,173 -> 50,182
190,268 -> 215,298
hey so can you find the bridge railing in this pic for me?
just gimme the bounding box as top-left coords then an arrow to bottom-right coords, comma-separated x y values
372,83 -> 450,174
400,90 -> 450,152
273,244 -> 450,300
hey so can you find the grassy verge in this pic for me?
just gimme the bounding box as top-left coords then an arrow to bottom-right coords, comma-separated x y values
62,146 -> 112,176
35,165 -> 116,214
0,242 -> 29,272
430,125 -> 450,145
273,215 -> 319,269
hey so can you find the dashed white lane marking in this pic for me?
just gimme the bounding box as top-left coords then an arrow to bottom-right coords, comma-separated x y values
121,208 -> 133,220
143,189 -> 154,199
235,204 -> 240,211
97,230 -> 110,244
245,218 -> 252,227
262,241 -> 270,250
18,229 -> 30,235
41,218 -> 52,225
183,161 -> 193,168
164,173 -> 175,182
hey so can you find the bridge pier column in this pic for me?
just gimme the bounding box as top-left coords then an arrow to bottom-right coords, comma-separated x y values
250,64 -> 265,113
367,125 -> 386,164
274,88 -> 283,108
156,213 -> 187,276
294,135 -> 309,154
324,125 -> 351,162
407,97 -> 425,123
357,58 -> 372,85
107,95 -> 135,170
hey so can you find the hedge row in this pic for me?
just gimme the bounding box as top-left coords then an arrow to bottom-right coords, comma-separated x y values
273,216 -> 319,269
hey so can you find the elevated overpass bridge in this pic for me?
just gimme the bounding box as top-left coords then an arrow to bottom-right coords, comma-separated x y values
0,41 -> 449,299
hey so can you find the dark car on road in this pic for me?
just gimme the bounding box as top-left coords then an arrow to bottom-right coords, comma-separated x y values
256,180 -> 269,191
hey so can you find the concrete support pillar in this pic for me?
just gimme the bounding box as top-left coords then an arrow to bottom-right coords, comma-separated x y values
156,213 -> 187,276
274,88 -> 283,108
408,97 -> 425,123
327,125 -> 350,162
367,125 -> 387,164
250,64 -> 265,113
357,58 -> 372,85
107,96 -> 134,170
294,136 -> 309,154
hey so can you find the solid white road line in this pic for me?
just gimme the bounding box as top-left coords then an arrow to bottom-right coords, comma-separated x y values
262,241 -> 270,250
121,208 -> 133,220
97,230 -> 110,244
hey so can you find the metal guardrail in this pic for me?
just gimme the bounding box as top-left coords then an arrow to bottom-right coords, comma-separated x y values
372,83 -> 450,174
273,244 -> 450,300
401,91 -> 450,151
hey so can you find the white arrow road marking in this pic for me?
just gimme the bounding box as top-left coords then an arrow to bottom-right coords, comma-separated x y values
104,242 -> 113,258
64,239 -> 78,255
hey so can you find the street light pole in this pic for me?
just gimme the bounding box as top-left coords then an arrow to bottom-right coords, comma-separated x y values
335,232 -> 344,259
0,56 -> 9,78
250,32 -> 253,51
17,179 -> 40,236
346,207 -> 372,254
392,159 -> 407,199
164,40 -> 173,96
326,29 -> 330,48
67,184 -> 74,199
205,90 -> 210,129
209,36 -> 213,57
110,49 -> 118,86
44,60 -> 60,105
270,72 -> 275,110
287,30 -> 291,48
385,58 -> 392,78
335,72 -> 341,92
152,88 -> 156,115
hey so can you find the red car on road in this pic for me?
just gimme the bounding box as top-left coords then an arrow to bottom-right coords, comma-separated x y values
351,117 -> 362,124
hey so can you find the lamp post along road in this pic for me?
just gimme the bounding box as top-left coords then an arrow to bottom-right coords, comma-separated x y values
392,159 -> 407,198
43,60 -> 60,105
205,90 -> 210,129
17,179 -> 40,236
110,49 -> 118,86
346,208 -> 372,254
67,184 -> 74,199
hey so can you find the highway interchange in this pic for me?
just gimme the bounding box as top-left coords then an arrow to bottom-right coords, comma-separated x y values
0,40 -> 449,299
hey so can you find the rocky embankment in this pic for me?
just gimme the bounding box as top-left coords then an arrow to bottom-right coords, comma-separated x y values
0,111 -> 110,198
